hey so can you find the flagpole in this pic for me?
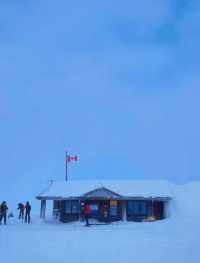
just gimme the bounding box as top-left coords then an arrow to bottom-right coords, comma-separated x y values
65,151 -> 68,182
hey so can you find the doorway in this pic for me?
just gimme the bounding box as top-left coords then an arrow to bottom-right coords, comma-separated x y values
153,201 -> 164,220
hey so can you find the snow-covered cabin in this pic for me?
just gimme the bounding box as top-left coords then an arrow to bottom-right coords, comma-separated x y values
36,180 -> 172,223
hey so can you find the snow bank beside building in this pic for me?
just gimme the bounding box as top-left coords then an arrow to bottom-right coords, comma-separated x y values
172,181 -> 200,218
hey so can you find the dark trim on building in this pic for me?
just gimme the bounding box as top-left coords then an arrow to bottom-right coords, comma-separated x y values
36,196 -> 171,201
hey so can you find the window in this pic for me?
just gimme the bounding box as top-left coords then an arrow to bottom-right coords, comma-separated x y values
71,201 -> 79,214
66,201 -> 71,213
110,201 -> 118,216
89,204 -> 99,216
127,201 -> 148,216
53,200 -> 61,209
65,200 -> 79,214
89,204 -> 98,211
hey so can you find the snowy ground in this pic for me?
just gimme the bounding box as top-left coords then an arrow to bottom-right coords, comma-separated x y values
0,216 -> 199,263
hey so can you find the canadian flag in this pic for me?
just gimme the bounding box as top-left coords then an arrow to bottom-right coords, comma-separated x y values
67,155 -> 78,162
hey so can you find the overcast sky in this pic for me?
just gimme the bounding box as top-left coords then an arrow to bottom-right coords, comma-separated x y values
1,0 -> 200,206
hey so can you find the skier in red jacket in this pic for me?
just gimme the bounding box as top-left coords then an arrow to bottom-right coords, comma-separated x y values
84,204 -> 91,226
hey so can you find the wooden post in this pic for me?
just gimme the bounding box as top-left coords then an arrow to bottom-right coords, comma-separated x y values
151,199 -> 154,217
40,200 -> 46,219
40,200 -> 43,218
43,200 -> 46,219
122,200 -> 127,221
78,199 -> 81,222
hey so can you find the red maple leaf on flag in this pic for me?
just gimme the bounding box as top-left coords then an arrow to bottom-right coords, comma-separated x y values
67,155 -> 78,162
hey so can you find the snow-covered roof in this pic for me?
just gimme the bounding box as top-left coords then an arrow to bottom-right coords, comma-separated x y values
37,180 -> 172,199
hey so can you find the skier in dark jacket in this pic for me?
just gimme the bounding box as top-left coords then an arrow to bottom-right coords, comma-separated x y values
25,202 -> 31,223
80,202 -> 85,222
17,203 -> 25,220
0,201 -> 8,225
84,204 -> 91,226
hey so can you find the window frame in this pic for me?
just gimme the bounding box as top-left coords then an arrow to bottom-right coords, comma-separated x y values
127,201 -> 148,217
65,200 -> 79,214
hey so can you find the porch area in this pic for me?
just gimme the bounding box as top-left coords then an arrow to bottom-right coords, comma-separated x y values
59,199 -> 124,223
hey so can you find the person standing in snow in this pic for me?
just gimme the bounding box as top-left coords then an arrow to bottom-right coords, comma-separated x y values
17,203 -> 25,221
0,201 -> 8,225
80,202 -> 85,222
83,204 -> 91,226
25,202 -> 31,223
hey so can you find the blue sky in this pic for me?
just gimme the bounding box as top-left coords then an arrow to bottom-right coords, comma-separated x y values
1,0 -> 200,204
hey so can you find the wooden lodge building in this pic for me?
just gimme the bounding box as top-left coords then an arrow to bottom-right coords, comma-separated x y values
36,180 -> 172,223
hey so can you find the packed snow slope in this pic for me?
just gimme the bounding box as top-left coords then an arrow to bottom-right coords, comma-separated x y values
0,181 -> 200,263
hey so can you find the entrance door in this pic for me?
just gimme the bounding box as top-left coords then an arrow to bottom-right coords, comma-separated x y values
153,201 -> 164,220
99,200 -> 121,222
99,201 -> 109,222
